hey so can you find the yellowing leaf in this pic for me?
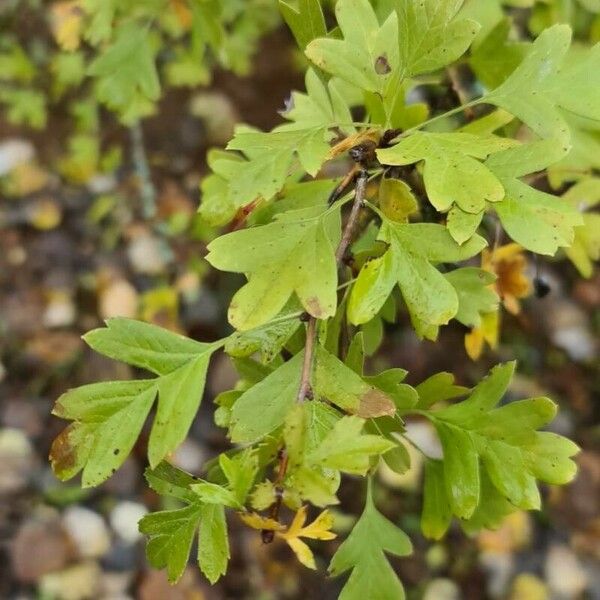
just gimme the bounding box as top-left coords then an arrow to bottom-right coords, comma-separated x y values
238,512 -> 286,531
51,1 -> 83,51
277,506 -> 336,569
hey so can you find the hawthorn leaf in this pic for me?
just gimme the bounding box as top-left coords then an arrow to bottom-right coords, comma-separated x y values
378,178 -> 419,222
224,311 -> 301,364
87,22 -> 160,123
51,381 -> 156,487
281,68 -> 355,135
329,480 -> 412,599
308,416 -> 395,475
548,112 -> 600,188
219,450 -> 259,505
191,482 -> 242,509
197,504 -> 230,584
348,221 -> 487,327
277,506 -> 336,569
415,372 -> 468,410
396,0 -> 480,77
445,268 -> 498,328
486,142 -> 583,255
377,132 -> 518,214
421,459 -> 452,540
83,317 -> 210,375
484,25 -> 600,141
225,126 -> 332,207
563,177 -> 600,277
305,0 -> 399,96
148,354 -> 212,467
419,362 -> 579,521
229,352 -> 304,443
447,206 -> 484,244
314,346 -> 396,417
279,0 -> 327,49
206,208 -> 340,330
469,18 -> 529,89
145,462 -> 198,504
139,503 -> 203,583
198,149 -> 244,226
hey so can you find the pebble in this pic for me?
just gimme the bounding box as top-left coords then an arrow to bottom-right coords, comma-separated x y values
544,544 -> 588,599
479,551 -> 514,598
127,233 -> 170,275
99,279 -> 139,319
171,439 -> 205,474
0,427 -> 35,495
110,501 -> 148,544
12,512 -> 73,582
0,138 -> 35,175
39,561 -> 102,600
423,577 -> 462,600
62,506 -> 111,559
43,290 -> 76,328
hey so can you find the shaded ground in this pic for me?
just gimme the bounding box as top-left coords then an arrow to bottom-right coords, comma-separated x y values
1,28 -> 599,600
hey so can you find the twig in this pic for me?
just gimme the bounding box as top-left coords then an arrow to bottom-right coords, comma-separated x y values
336,169 -> 369,263
297,316 -> 317,403
130,121 -> 157,219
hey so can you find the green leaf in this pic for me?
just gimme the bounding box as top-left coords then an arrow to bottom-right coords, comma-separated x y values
484,25 -> 600,141
447,206 -> 484,245
198,504 -> 230,584
421,459 -> 452,540
470,19 -> 529,89
219,450 -> 259,505
378,178 -> 419,222
51,321 -> 219,482
486,141 -> 583,255
308,416 -> 395,475
348,221 -> 487,327
229,352 -> 304,442
198,149 -> 244,226
314,346 -> 396,417
224,312 -> 301,364
149,354 -> 212,467
84,318 -> 210,375
145,463 -> 198,504
51,381 -> 156,487
279,0 -> 327,48
377,132 -> 517,214
282,68 -> 355,135
88,22 -> 160,123
563,178 -> 600,277
224,126 -> 332,208
206,207 -> 340,330
419,362 -> 579,523
415,372 -> 468,410
305,0 -> 399,96
139,504 -> 203,583
329,480 -> 412,599
192,481 -> 242,509
396,0 -> 480,77
445,268 -> 498,328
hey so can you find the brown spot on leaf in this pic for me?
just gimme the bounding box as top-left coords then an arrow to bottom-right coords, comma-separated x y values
357,389 -> 395,418
49,424 -> 78,478
305,297 -> 324,318
374,55 -> 391,75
